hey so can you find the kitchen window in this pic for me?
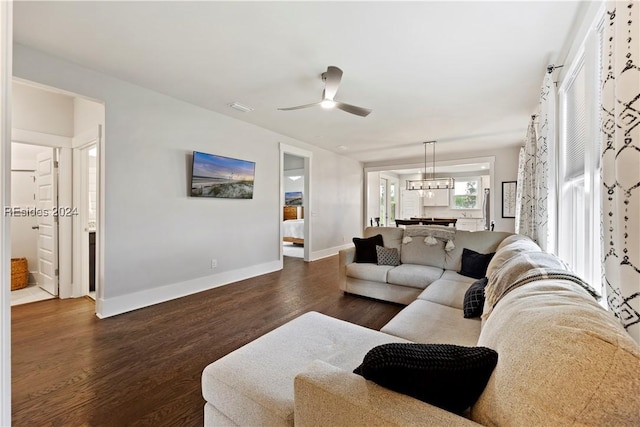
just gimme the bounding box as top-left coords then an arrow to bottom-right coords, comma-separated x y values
453,178 -> 480,209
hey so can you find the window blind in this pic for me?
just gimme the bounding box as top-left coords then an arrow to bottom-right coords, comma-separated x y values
563,62 -> 587,180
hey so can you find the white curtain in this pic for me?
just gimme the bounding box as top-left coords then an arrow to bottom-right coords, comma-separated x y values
600,0 -> 640,343
515,122 -> 536,238
535,74 -> 555,251
515,74 -> 555,252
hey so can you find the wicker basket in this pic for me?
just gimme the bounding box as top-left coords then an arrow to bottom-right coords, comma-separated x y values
11,258 -> 29,291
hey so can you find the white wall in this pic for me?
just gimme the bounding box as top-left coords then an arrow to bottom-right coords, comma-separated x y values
12,81 -> 74,136
14,44 -> 363,316
283,153 -> 304,195
11,141 -> 50,170
283,173 -> 304,194
74,97 -> 104,137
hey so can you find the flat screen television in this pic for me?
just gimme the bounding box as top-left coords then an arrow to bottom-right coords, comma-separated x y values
190,151 -> 255,199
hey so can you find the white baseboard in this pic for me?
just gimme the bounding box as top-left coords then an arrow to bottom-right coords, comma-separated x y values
96,260 -> 283,318
310,243 -> 353,261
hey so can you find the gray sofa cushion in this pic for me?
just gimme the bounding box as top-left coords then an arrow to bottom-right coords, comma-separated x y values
440,270 -> 477,284
473,280 -> 640,426
346,263 -> 395,282
381,300 -> 481,347
417,279 -> 471,310
363,226 -> 404,251
400,238 -> 446,268
485,234 -> 541,278
443,231 -> 512,271
387,264 -> 443,289
202,312 -> 409,427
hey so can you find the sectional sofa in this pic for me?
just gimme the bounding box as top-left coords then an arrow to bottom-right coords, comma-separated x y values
201,227 -> 640,426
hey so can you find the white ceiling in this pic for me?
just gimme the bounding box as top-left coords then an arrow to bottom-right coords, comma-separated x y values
13,1 -> 585,164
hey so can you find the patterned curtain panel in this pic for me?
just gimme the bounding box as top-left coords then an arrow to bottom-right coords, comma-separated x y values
601,0 -> 640,343
515,122 -> 536,239
534,74 -> 555,251
515,74 -> 555,251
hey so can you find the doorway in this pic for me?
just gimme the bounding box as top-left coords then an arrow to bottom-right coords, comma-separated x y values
283,153 -> 305,259
75,142 -> 98,300
9,142 -> 57,305
10,79 -> 105,309
379,173 -> 399,226
280,144 -> 312,262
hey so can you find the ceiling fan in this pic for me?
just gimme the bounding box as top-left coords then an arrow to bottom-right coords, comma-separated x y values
278,66 -> 372,117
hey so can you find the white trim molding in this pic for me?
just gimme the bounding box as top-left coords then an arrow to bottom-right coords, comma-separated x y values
12,128 -> 72,148
97,260 -> 282,318
0,1 -> 12,424
310,243 -> 353,262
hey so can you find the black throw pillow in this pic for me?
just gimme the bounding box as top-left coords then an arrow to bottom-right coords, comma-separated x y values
459,248 -> 495,279
352,234 -> 384,263
463,277 -> 488,318
353,343 -> 498,414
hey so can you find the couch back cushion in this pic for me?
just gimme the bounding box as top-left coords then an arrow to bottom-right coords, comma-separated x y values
485,234 -> 541,278
363,227 -> 404,251
443,231 -> 512,271
400,237 -> 446,268
472,280 -> 640,426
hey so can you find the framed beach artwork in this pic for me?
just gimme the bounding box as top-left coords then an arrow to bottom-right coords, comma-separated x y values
285,191 -> 303,205
190,151 -> 255,199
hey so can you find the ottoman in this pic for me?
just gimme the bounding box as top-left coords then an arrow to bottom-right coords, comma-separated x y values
201,311 -> 408,426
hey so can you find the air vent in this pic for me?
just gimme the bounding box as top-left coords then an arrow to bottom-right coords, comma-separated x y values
228,102 -> 254,113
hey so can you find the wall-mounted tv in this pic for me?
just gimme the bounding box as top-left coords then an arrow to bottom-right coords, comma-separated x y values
191,151 -> 255,199
285,191 -> 303,205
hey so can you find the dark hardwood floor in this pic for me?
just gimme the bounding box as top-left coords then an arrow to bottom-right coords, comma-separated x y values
11,255 -> 403,426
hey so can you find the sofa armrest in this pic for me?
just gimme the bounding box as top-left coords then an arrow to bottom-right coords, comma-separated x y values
294,360 -> 481,427
338,247 -> 355,291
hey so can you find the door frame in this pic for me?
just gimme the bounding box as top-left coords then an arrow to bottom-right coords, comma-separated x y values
364,156 -> 496,228
279,143 -> 312,262
0,2 -> 12,422
72,128 -> 100,299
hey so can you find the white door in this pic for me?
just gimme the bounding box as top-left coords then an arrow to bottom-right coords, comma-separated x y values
401,189 -> 421,219
36,150 -> 58,296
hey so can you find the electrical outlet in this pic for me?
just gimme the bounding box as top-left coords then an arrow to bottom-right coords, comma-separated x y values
211,259 -> 217,269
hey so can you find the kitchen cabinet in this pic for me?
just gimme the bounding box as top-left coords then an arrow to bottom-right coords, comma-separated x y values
456,218 -> 485,231
423,188 -> 450,206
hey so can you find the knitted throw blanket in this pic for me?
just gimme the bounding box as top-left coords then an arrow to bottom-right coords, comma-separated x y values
403,225 -> 456,252
484,251 -> 601,318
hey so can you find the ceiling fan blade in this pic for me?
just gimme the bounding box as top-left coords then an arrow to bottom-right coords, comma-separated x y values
335,102 -> 372,117
277,102 -> 321,111
322,66 -> 343,101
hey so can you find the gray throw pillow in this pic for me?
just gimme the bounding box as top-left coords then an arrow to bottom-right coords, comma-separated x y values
376,245 -> 400,266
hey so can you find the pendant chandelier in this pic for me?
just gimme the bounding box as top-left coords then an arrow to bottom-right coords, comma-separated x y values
406,141 -> 455,196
